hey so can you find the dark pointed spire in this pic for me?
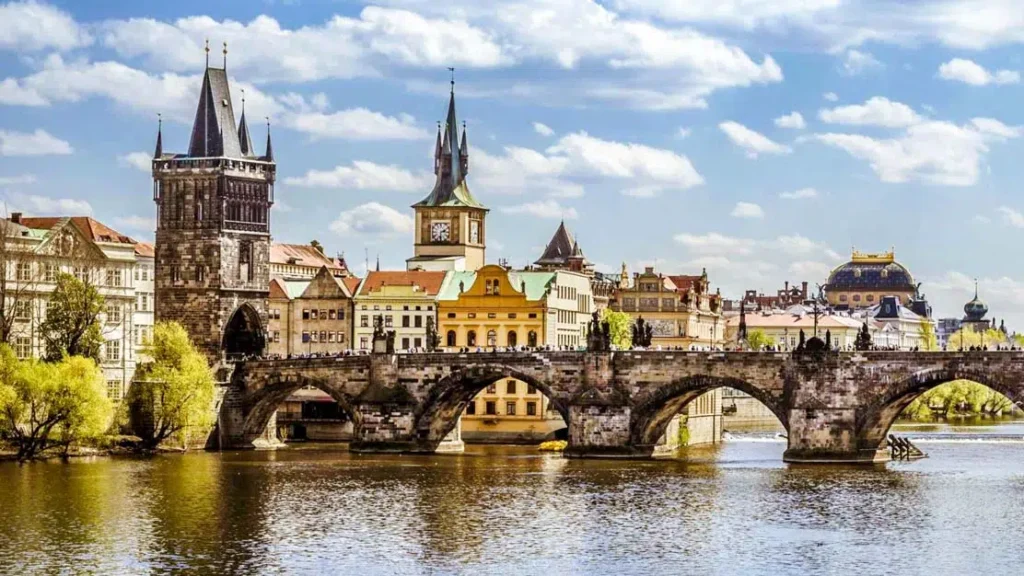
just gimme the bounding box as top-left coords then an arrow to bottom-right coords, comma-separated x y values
153,114 -> 163,158
237,89 -> 254,157
187,64 -> 242,158
444,77 -> 461,189
434,121 -> 442,175
264,117 -> 274,162
459,120 -> 469,176
375,254 -> 380,272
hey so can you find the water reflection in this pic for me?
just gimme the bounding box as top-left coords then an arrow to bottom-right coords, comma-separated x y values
4,433 -> 1024,574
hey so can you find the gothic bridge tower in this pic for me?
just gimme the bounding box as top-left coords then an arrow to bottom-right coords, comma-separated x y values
152,45 -> 275,361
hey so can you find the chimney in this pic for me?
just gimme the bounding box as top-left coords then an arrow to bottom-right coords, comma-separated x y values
10,212 -> 21,224
802,281 -> 808,297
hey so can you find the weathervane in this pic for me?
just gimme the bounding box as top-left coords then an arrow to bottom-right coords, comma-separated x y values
447,66 -> 455,90
223,41 -> 228,68
204,38 -> 210,67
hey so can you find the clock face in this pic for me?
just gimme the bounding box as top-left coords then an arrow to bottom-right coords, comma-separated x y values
470,221 -> 480,244
430,221 -> 450,242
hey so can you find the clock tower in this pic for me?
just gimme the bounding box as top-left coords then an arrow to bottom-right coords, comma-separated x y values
406,79 -> 487,272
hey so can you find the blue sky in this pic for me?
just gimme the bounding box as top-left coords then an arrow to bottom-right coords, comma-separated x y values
2,0 -> 1024,326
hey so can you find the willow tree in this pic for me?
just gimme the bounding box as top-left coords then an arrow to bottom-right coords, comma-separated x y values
129,322 -> 215,450
0,345 -> 112,461
746,329 -> 775,351
39,273 -> 105,363
946,327 -> 1006,350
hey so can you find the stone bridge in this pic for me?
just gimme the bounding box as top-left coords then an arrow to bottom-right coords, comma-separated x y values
215,350 -> 1024,463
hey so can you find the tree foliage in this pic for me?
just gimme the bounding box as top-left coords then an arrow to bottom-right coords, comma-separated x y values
903,379 -> 1015,421
746,329 -> 775,351
310,239 -> 324,254
0,345 -> 112,461
601,309 -> 633,349
918,321 -> 938,351
128,322 -> 215,450
946,328 -> 1007,350
39,273 -> 105,363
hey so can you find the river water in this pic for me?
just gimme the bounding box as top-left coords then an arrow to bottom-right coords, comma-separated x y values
3,421 -> 1024,575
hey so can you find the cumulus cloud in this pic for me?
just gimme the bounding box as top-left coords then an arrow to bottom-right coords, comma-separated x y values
673,232 -> 756,256
998,206 -> 1024,227
499,200 -> 578,219
719,121 -> 791,157
0,174 -> 36,186
823,92 -> 839,102
287,108 -> 429,140
818,97 -> 921,128
285,161 -> 431,191
533,122 -> 554,136
113,215 -> 156,232
774,112 -> 805,130
779,187 -> 818,199
0,1 -> 91,52
118,152 -> 152,172
841,49 -> 883,75
730,202 -> 764,219
0,129 -> 72,156
329,202 -> 414,237
938,58 -> 1020,86
474,146 -> 581,198
3,192 -> 91,215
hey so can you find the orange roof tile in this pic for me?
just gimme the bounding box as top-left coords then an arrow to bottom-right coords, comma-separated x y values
726,314 -> 862,330
667,275 -> 701,292
270,243 -> 345,271
342,276 -> 361,295
358,271 -> 446,296
18,216 -> 136,244
134,241 -> 155,258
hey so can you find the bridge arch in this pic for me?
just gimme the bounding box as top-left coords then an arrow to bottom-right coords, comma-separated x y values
857,368 -> 1024,451
413,365 -> 567,448
223,303 -> 265,358
241,376 -> 361,446
630,375 -> 788,448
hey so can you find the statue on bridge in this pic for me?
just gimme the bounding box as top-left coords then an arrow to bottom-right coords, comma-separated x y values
632,316 -> 654,348
372,315 -> 389,354
586,311 -> 612,352
855,322 -> 872,351
425,316 -> 439,352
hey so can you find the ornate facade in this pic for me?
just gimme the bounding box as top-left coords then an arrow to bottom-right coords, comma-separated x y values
152,58 -> 275,361
824,250 -> 918,310
407,82 -> 487,272
610,266 -> 725,349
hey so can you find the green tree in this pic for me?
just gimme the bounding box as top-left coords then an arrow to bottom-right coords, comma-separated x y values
903,379 -> 1015,421
946,327 -> 1007,350
0,345 -> 112,461
919,321 -> 938,351
310,239 -> 324,254
746,329 -> 775,351
601,309 -> 633,349
39,273 -> 105,363
128,322 -> 215,450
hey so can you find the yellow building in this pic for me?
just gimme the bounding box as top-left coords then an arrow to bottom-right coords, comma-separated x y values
610,266 -> 725,349
461,376 -> 564,443
824,249 -> 918,309
437,265 -> 548,349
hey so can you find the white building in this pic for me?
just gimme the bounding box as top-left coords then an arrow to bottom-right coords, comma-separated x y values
860,295 -> 935,350
3,215 -> 151,401
132,242 -> 155,359
534,269 -> 593,348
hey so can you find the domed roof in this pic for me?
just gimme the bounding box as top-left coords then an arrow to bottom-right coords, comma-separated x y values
963,281 -> 988,322
826,250 -> 916,293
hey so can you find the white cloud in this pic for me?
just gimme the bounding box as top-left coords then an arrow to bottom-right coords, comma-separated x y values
673,232 -> 756,256
818,97 -> 921,128
841,49 -> 883,75
272,200 -> 293,212
547,131 -> 704,190
474,146 -> 581,198
0,129 -> 72,156
719,121 -> 791,157
287,108 -> 429,140
823,92 -> 839,102
329,202 -> 413,237
118,152 -> 152,172
533,122 -> 554,136
779,187 -> 818,200
998,206 -> 1024,227
500,200 -> 578,220
610,0 -> 841,28
113,215 -> 156,232
3,192 -> 91,215
730,202 -> 764,219
813,117 -> 1019,186
0,1 -> 91,52
789,260 -> 833,279
928,271 -> 1024,330
676,127 -> 692,139
938,58 -> 1019,86
973,214 -> 991,224
774,111 -> 805,130
0,174 -> 36,186
284,161 -> 431,191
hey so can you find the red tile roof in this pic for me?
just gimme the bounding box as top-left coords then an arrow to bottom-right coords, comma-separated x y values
134,241 -> 155,258
271,243 -> 345,271
342,276 -> 361,295
17,217 -> 136,244
358,271 -> 446,296
667,275 -> 701,292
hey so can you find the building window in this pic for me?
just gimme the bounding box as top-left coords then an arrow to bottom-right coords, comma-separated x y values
508,313 -> 517,319
319,331 -> 327,342
141,267 -> 148,281
385,316 -> 393,328
361,316 -> 369,328
414,337 -> 422,348
329,309 -> 336,320
485,401 -> 497,415
44,263 -> 57,283
16,262 -> 31,282
319,309 -> 327,319
386,305 -> 392,311
853,295 -> 861,302
506,380 -> 516,394
528,331 -> 538,347
196,265 -> 205,282
414,316 -> 422,328
507,331 -> 517,347
466,401 -> 476,415
867,295 -> 875,302
487,330 -> 497,347
839,294 -> 848,302
106,304 -> 122,324
447,313 -> 456,319
13,300 -> 30,322
528,313 -> 537,319
106,269 -> 122,287
302,331 -> 310,343
360,337 -> 368,350
337,309 -> 345,320
402,315 -> 410,328
527,401 -> 537,416
468,313 -> 476,319
402,337 -> 410,349
105,340 -> 121,362
310,332 -> 319,343
468,330 -> 477,347
506,402 -> 516,416
528,384 -> 537,395
487,383 -> 496,393
487,313 -> 496,319
13,336 -> 30,359
311,309 -> 319,320
273,331 -> 281,343
134,268 -> 140,281
171,266 -> 180,283
107,380 -> 122,401
303,309 -> 310,320
447,330 -> 456,347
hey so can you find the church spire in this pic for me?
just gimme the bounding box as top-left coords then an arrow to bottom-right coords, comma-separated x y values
459,121 -> 469,176
444,74 -> 461,190
187,39 -> 242,158
434,122 -> 442,175
153,114 -> 163,158
237,89 -> 254,157
264,117 -> 274,162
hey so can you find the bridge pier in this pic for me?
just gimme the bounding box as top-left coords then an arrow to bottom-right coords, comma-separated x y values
562,404 -> 645,458
782,404 -> 888,464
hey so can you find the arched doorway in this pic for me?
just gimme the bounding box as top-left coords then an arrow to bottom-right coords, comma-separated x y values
447,330 -> 457,347
507,331 -> 518,347
223,304 -> 266,358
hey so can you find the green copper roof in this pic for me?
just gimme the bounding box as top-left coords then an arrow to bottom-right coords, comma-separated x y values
279,279 -> 309,300
437,271 -> 476,301
414,178 -> 485,208
509,271 -> 555,300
